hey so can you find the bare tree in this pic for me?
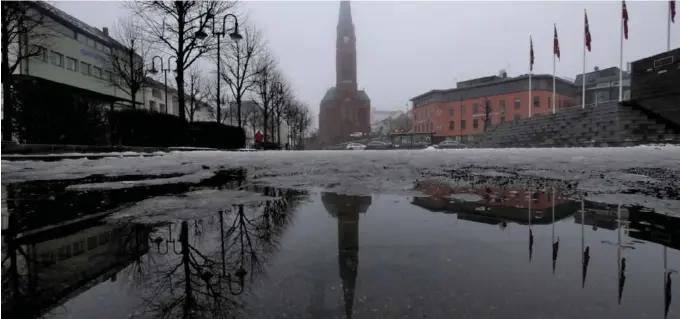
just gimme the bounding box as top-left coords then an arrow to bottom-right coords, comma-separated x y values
108,17 -> 152,110
128,1 -> 236,121
251,53 -> 279,143
221,24 -> 265,128
185,66 -> 211,122
244,106 -> 263,139
284,101 -> 312,149
1,1 -> 54,141
483,97 -> 492,133
271,81 -> 292,144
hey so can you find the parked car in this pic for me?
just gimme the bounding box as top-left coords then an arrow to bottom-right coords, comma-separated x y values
436,140 -> 466,149
346,142 -> 366,150
365,141 -> 392,150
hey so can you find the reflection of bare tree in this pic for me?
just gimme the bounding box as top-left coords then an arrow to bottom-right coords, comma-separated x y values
140,187 -> 307,318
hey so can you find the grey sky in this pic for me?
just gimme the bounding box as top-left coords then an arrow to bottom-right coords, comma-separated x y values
54,1 -> 678,127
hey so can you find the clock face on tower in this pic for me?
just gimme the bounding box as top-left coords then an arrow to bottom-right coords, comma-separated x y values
343,36 -> 349,43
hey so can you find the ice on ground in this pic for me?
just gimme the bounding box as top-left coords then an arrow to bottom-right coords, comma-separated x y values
106,188 -> 279,224
586,193 -> 680,216
3,145 -> 680,216
65,171 -> 215,191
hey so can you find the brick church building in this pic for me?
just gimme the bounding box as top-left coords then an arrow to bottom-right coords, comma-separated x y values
318,0 -> 371,145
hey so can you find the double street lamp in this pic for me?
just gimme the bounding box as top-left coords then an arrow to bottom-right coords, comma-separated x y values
195,13 -> 242,124
150,56 -> 177,114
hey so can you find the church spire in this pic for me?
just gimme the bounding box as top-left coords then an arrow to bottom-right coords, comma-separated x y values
338,0 -> 353,27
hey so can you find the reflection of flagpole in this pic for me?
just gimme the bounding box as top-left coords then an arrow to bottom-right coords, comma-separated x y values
581,198 -> 585,265
528,188 -> 532,227
617,203 -> 622,286
552,188 -> 555,236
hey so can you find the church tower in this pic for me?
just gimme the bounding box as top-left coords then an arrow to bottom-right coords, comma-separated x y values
336,0 -> 357,95
318,0 -> 371,146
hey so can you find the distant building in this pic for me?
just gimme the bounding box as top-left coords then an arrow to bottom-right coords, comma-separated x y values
410,73 -> 578,143
574,66 -> 631,106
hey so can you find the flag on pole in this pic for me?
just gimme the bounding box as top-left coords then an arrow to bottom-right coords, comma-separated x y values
530,36 -> 535,71
672,0 -> 676,23
585,11 -> 592,52
623,0 -> 629,39
554,25 -> 561,59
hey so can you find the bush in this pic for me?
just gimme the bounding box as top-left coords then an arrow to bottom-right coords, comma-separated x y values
11,77 -> 109,145
111,109 -> 188,147
189,121 -> 245,149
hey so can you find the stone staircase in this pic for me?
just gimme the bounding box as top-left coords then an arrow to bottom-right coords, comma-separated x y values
474,102 -> 680,148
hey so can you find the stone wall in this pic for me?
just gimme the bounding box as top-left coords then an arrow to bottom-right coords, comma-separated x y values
474,102 -> 680,148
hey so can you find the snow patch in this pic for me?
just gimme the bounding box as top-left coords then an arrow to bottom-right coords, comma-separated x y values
106,188 -> 280,224
65,171 -> 216,191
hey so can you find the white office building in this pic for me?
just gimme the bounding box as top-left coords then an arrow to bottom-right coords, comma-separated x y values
13,1 -> 144,108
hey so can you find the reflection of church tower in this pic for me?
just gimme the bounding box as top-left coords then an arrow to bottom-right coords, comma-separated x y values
321,192 -> 372,319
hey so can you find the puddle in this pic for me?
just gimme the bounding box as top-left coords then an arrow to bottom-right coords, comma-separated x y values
1,170 -> 679,319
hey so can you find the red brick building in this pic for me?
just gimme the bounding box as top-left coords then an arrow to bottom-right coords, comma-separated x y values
410,74 -> 578,143
318,0 -> 371,146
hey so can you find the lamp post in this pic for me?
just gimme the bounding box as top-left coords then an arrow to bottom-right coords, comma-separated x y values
150,56 -> 177,114
195,13 -> 242,124
165,56 -> 177,114
150,56 -> 163,112
151,220 -> 248,296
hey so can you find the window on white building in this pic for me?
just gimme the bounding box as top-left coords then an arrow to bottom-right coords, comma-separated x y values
31,45 -> 47,61
92,66 -> 102,78
149,101 -> 156,111
65,57 -> 77,71
50,51 -> 63,67
80,62 -> 91,75
160,103 -> 167,113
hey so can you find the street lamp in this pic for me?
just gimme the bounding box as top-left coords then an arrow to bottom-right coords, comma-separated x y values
149,55 -> 177,114
195,13 -> 241,124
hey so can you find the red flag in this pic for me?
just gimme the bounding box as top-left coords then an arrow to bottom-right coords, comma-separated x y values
622,0 -> 629,40
585,11 -> 592,52
672,0 -> 677,23
553,25 -> 561,59
530,36 -> 535,71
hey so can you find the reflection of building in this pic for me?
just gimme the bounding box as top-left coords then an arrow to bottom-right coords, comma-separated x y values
573,201 -> 629,230
628,206 -> 680,251
2,221 -> 150,318
318,1 -> 371,146
321,192 -> 372,319
412,181 -> 577,225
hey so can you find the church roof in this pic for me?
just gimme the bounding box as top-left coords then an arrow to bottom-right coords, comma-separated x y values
321,86 -> 370,103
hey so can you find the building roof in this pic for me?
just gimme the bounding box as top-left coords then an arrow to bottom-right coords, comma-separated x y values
321,86 -> 370,103
410,73 -> 575,103
33,1 -> 128,53
573,66 -> 630,86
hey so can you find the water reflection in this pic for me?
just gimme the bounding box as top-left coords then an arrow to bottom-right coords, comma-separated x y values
410,181 -> 679,318
2,215 -> 150,318
2,171 -> 309,319
321,192 -> 372,319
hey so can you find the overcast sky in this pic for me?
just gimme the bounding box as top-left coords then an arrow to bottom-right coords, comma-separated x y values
54,1 -> 678,127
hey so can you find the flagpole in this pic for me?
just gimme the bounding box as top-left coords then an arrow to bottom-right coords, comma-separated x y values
619,4 -> 624,102
552,48 -> 556,115
668,1 -> 672,51
583,9 -> 587,109
529,35 -> 533,118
